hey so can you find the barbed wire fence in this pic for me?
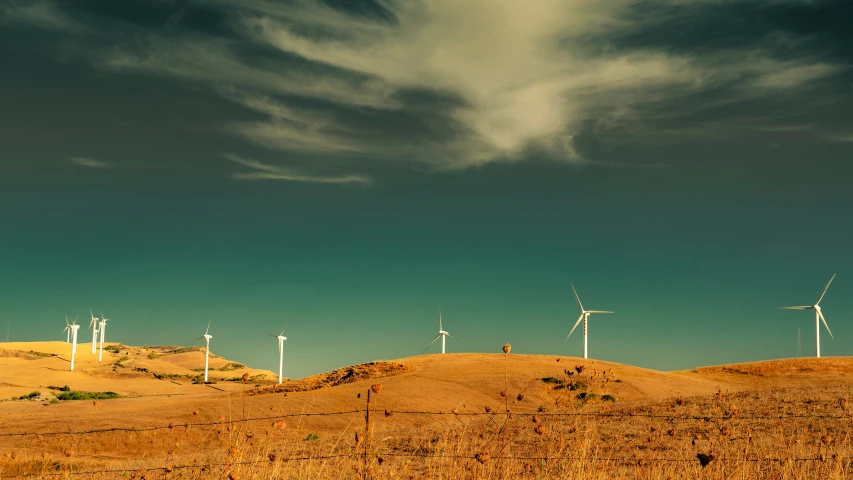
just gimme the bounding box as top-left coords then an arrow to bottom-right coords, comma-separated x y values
2,389 -> 852,478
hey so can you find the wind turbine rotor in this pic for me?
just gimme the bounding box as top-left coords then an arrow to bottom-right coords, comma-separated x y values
817,309 -> 834,340
816,273 -> 837,305
587,310 -> 614,314
571,284 -> 585,312
782,306 -> 813,310
566,313 -> 585,341
424,333 -> 442,353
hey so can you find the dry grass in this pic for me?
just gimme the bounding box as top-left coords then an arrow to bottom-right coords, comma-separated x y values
2,347 -> 853,479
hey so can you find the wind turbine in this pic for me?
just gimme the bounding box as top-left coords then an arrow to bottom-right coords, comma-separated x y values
97,312 -> 109,363
266,320 -> 290,385
89,308 -> 99,354
566,284 -> 613,359
424,309 -> 456,354
196,318 -> 213,383
63,316 -> 80,371
783,273 -> 836,358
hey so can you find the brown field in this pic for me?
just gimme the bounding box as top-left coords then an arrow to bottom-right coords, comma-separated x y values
2,342 -> 853,479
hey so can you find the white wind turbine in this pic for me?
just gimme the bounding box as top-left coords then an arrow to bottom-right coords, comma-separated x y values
89,308 -> 99,354
266,320 -> 290,385
783,273 -> 836,358
97,312 -> 109,363
566,284 -> 613,359
195,318 -> 213,383
424,309 -> 456,354
63,316 -> 80,371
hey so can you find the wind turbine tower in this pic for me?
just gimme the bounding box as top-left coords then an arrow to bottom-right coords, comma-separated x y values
89,308 -> 100,354
783,273 -> 836,358
566,284 -> 614,359
424,309 -> 456,354
266,320 -> 290,385
97,312 -> 109,362
196,319 -> 213,383
64,317 -> 80,371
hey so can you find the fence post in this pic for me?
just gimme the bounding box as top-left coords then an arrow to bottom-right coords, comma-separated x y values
364,388 -> 372,478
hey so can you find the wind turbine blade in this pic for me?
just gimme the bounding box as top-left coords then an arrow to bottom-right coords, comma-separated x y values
266,333 -> 278,338
571,284 -> 585,312
816,273 -> 836,305
446,333 -> 458,340
205,317 -> 211,335
782,306 -> 813,310
194,336 -> 204,342
280,319 -> 291,336
439,307 -> 442,332
566,314 -> 584,341
423,334 -> 441,352
818,309 -> 834,340
587,310 -> 614,314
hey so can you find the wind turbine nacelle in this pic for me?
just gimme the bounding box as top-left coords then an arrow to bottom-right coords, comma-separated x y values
439,331 -> 448,335
814,305 -> 822,311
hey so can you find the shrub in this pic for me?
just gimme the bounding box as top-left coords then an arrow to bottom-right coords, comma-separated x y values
105,346 -> 120,354
147,352 -> 160,360
304,433 -> 320,441
601,394 -> 617,403
555,381 -> 586,391
28,351 -> 56,358
57,391 -> 120,401
541,377 -> 563,385
18,391 -> 40,400
220,362 -> 246,371
47,385 -> 70,392
576,392 -> 599,402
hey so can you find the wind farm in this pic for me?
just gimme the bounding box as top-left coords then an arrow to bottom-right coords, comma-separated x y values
2,275 -> 851,478
2,0 -> 852,477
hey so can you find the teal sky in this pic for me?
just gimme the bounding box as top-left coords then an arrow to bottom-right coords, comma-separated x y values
1,0 -> 852,378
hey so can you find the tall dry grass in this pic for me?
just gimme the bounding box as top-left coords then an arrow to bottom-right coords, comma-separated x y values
2,358 -> 853,479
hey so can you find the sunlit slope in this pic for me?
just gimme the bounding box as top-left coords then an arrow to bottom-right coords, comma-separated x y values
0,341 -> 276,399
3,348 -> 853,444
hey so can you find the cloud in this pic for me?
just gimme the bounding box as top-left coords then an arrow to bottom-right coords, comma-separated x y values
18,0 -> 852,172
1,0 -> 89,33
825,133 -> 853,143
68,156 -> 111,168
223,153 -> 372,185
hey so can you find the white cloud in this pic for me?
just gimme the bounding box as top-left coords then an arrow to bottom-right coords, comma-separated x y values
223,153 -> 372,185
26,0 -> 846,171
68,156 -> 110,168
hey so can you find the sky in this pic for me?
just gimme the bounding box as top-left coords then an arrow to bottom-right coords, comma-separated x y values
1,0 -> 852,379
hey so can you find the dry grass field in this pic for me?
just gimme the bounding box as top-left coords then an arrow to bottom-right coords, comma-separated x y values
2,342 -> 853,479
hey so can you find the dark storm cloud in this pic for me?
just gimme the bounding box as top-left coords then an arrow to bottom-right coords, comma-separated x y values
2,0 -> 851,175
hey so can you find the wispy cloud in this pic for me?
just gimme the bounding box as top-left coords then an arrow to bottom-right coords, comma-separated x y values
825,133 -> 853,143
1,0 -> 90,33
15,0 -> 852,172
223,153 -> 372,185
68,156 -> 111,168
